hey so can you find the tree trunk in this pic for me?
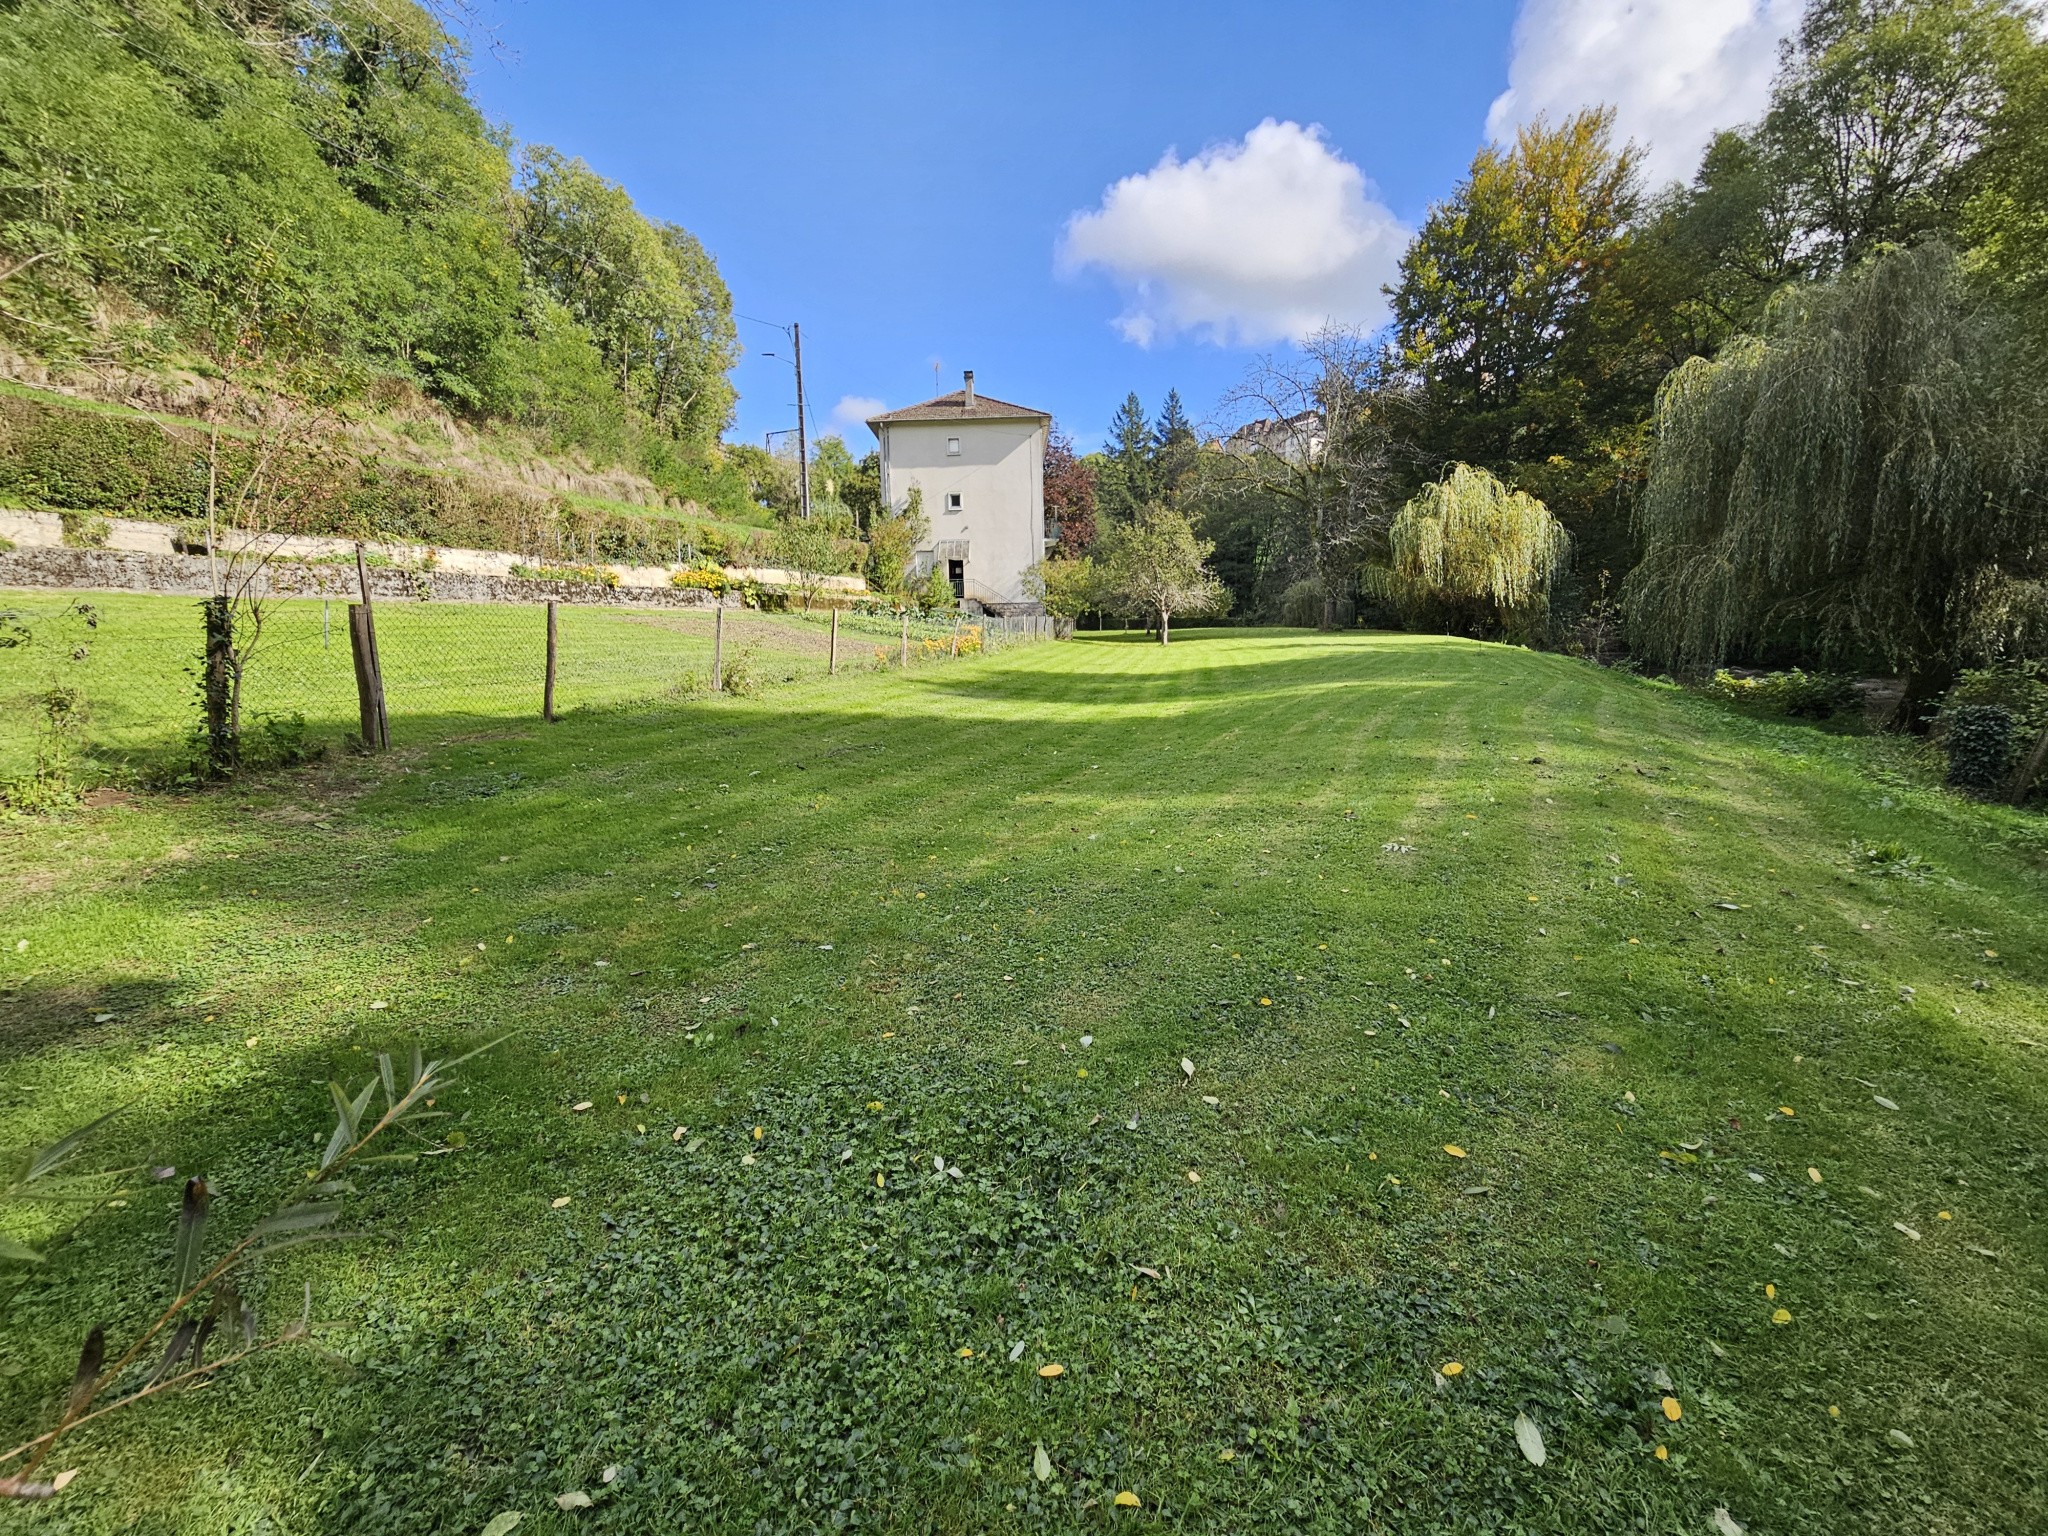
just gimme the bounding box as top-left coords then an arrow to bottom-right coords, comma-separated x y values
1159,606 -> 1170,645
201,597 -> 235,778
1887,662 -> 1954,734
2010,720 -> 2048,806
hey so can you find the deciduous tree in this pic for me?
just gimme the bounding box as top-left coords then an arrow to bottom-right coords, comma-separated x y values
1381,464 -> 1571,642
1095,503 -> 1228,643
1213,328 -> 1414,628
1623,242 -> 2046,725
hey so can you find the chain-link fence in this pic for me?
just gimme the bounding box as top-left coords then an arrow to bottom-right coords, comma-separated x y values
0,590 -> 1061,783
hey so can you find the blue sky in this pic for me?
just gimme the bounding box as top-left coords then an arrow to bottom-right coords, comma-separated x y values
458,2 -> 1810,452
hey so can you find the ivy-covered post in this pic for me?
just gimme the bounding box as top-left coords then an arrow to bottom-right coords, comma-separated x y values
201,596 -> 235,778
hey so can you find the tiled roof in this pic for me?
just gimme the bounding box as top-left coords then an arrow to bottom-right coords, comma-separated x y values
867,390 -> 1050,426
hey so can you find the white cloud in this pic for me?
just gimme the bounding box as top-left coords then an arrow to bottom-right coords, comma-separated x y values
1488,0 -> 1806,186
1058,119 -> 1409,348
827,395 -> 885,439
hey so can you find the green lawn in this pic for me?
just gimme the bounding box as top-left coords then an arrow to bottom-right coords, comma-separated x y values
1,629 -> 2043,1534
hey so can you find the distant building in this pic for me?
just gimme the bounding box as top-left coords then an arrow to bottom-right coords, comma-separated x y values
1223,409 -> 1325,465
867,372 -> 1052,613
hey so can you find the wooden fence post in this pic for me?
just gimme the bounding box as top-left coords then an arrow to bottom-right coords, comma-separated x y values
829,606 -> 839,676
899,611 -> 909,668
353,543 -> 388,748
348,605 -> 384,750
543,600 -> 558,722
712,602 -> 725,692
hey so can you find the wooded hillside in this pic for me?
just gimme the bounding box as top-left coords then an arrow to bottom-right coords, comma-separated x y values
0,0 -> 738,484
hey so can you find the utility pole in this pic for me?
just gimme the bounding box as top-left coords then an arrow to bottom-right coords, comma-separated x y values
793,321 -> 811,519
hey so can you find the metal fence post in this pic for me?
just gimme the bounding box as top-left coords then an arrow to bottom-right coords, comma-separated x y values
712,602 -> 725,692
543,600 -> 558,722
829,606 -> 839,676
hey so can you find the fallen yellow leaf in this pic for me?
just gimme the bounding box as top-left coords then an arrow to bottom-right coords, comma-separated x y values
753,1125 -> 764,1140
1778,1106 -> 1795,1117
957,1347 -> 973,1358
1807,1167 -> 1822,1183
1113,1491 -> 1140,1508
1444,1144 -> 1467,1159
1937,1210 -> 1953,1220
551,1196 -> 571,1209
1038,1363 -> 1065,1378
1772,1308 -> 1793,1325
1661,1396 -> 1683,1422
571,1101 -> 593,1113
1654,1444 -> 1669,1461
1765,1283 -> 1776,1299
1441,1361 -> 1463,1377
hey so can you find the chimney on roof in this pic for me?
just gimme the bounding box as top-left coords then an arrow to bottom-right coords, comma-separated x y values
962,370 -> 975,409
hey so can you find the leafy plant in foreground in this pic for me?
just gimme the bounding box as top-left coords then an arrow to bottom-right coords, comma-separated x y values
0,1039 -> 500,1501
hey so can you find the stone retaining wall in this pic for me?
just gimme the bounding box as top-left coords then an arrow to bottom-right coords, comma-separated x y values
0,545 -> 730,609
0,507 -> 868,596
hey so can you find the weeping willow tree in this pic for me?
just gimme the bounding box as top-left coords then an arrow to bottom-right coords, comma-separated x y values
1381,464 -> 1571,641
1624,242 -> 2047,725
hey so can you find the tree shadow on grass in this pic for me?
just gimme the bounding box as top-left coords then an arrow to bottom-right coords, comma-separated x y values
0,974 -> 182,1056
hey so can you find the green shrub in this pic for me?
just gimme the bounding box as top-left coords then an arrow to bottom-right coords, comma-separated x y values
1704,668 -> 1860,718
1943,704 -> 2018,793
242,711 -> 321,772
1941,666 -> 2048,735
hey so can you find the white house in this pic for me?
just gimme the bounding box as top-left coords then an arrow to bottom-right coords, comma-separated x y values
867,372 -> 1051,613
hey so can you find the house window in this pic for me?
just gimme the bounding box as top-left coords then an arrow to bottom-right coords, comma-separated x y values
946,437 -> 961,456
945,492 -> 963,512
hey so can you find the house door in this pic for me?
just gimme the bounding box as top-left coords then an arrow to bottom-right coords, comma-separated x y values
947,559 -> 964,599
